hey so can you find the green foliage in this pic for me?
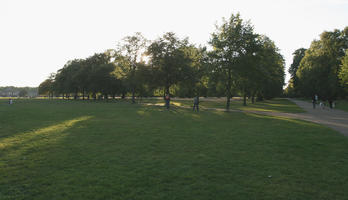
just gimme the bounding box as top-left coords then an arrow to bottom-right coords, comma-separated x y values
209,13 -> 285,109
252,36 -> 285,100
38,75 -> 54,97
339,50 -> 348,91
147,32 -> 194,96
285,48 -> 307,97
18,89 -> 28,97
0,87 -> 38,97
209,13 -> 256,109
295,27 -> 348,99
114,32 -> 148,102
289,48 -> 307,78
38,16 -> 286,102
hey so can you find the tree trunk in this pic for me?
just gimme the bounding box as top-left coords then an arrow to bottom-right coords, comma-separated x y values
82,89 -> 85,100
132,89 -> 135,104
165,86 -> 170,96
226,68 -> 232,111
243,93 -> 247,106
226,95 -> 231,111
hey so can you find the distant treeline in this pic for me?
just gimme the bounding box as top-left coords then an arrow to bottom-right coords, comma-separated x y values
0,86 -> 38,97
39,13 -> 285,110
285,27 -> 348,100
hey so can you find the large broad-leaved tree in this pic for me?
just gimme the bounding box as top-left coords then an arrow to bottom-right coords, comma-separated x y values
209,13 -> 258,109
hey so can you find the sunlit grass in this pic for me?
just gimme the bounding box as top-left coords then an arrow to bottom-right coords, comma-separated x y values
0,116 -> 92,151
141,98 -> 304,113
0,99 -> 347,200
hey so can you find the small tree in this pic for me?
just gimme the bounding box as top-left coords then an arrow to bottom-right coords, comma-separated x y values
115,32 -> 148,103
339,50 -> 348,92
18,89 -> 28,97
147,32 -> 193,96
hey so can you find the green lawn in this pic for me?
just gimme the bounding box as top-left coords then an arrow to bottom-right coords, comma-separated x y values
141,98 -> 305,113
334,100 -> 348,112
1,99 -> 348,200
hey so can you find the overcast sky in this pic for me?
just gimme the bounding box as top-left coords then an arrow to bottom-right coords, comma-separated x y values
1,0 -> 347,87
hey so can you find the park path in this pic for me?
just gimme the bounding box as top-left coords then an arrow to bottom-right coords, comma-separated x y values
245,99 -> 348,137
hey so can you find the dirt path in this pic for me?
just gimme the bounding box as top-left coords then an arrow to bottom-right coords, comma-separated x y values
245,99 -> 348,137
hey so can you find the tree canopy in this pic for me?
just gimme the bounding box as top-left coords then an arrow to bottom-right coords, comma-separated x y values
39,13 -> 287,110
286,27 -> 348,100
209,14 -> 284,109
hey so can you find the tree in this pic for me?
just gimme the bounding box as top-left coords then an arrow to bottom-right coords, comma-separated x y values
296,27 -> 348,99
287,48 -> 306,97
115,32 -> 147,103
209,13 -> 258,109
147,32 -> 193,96
51,52 -> 118,100
339,50 -> 348,92
18,89 -> 28,97
254,36 -> 285,101
38,73 -> 55,98
85,53 -> 112,99
175,45 -> 209,97
289,48 -> 307,78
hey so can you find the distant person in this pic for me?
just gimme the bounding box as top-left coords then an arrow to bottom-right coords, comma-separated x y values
315,94 -> 318,102
328,99 -> 332,109
165,94 -> 170,109
9,98 -> 13,105
193,96 -> 199,112
312,96 -> 316,109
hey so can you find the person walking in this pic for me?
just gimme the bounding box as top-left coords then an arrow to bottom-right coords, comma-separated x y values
328,99 -> 333,109
193,96 -> 199,112
165,94 -> 170,109
312,95 -> 316,109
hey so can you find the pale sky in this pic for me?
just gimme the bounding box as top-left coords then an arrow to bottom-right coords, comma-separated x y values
1,0 -> 347,87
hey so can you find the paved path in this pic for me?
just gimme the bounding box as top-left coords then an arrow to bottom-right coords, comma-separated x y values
247,99 -> 348,137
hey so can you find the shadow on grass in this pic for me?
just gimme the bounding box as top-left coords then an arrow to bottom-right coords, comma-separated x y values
2,100 -> 348,199
244,112 -> 322,128
0,116 -> 93,159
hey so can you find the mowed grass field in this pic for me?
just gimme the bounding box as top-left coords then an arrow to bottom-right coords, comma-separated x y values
141,97 -> 305,113
1,99 -> 348,200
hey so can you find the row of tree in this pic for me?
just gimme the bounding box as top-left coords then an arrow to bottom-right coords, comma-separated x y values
0,86 -> 38,97
285,27 -> 348,100
39,13 -> 285,110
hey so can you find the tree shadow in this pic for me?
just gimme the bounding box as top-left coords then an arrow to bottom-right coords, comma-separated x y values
0,116 -> 93,159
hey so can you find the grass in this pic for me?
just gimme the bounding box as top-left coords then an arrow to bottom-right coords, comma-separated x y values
1,99 -> 348,200
334,100 -> 348,112
141,97 -> 305,113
